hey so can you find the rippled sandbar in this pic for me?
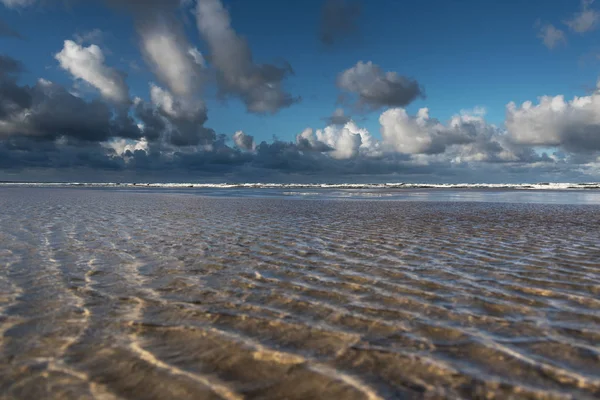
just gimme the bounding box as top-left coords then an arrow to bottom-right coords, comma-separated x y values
0,188 -> 599,399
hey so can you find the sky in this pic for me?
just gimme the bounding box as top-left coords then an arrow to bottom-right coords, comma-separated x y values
1,0 -> 600,183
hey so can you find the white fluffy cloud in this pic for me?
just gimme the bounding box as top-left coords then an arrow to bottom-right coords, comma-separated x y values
377,106 -> 532,165
380,108 -> 448,154
150,84 -> 181,118
289,106 -> 526,166
55,40 -> 129,103
506,92 -> 600,151
140,25 -> 203,97
188,47 -> 206,67
233,130 -> 255,151
149,83 -> 206,122
297,121 -> 378,160
103,0 -> 204,98
105,137 -> 149,157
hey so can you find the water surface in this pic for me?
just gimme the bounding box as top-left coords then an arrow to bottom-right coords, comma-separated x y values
0,188 -> 599,399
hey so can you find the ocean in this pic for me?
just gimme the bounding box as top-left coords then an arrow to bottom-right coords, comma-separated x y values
0,186 -> 599,399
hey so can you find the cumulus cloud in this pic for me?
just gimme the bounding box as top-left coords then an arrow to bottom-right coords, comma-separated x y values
565,0 -> 599,33
300,127 -> 360,159
0,55 -> 556,179
0,54 -> 141,143
55,40 -> 130,103
0,57 -> 220,174
506,91 -> 600,152
444,110 -> 534,164
0,80 -> 139,142
195,0 -> 299,114
381,108 -> 439,154
150,84 -> 197,119
0,56 -> 32,120
233,130 -> 254,151
378,106 -> 533,165
104,0 -> 204,97
537,23 -> 567,49
105,137 -> 148,157
139,20 -> 204,97
299,120 -> 378,159
319,0 -> 361,46
338,61 -> 423,111
146,84 -> 214,146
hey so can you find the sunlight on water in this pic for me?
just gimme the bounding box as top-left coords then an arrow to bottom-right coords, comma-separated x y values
0,188 -> 599,399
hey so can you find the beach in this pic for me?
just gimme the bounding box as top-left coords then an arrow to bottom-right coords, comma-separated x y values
0,187 -> 599,399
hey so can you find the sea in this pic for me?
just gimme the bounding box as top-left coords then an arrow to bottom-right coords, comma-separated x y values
0,183 -> 599,399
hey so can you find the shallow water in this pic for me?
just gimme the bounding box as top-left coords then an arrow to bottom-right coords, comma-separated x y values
0,188 -> 599,399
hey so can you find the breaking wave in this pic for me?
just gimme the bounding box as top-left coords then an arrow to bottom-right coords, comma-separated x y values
2,182 -> 600,190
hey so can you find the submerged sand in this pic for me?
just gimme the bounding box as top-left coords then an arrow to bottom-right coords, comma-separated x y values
0,188 -> 599,399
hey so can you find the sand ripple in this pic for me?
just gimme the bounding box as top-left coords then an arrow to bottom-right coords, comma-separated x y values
0,188 -> 599,399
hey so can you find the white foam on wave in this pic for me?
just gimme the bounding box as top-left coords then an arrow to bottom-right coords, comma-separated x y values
1,182 -> 600,190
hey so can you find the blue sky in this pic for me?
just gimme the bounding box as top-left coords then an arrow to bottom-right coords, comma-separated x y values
2,0 -> 600,182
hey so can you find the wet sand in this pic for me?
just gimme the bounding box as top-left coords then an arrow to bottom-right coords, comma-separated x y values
0,188 -> 599,399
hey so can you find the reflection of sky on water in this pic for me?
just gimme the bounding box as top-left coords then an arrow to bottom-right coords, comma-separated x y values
283,189 -> 600,205
119,187 -> 600,205
394,190 -> 600,205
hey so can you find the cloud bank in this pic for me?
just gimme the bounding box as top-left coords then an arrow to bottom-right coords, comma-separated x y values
1,0 -> 600,182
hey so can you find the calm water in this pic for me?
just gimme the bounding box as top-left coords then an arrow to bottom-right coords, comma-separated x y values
0,188 -> 599,399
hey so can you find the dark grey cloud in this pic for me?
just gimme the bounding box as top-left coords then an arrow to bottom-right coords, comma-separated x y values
338,61 -> 424,111
28,86 -> 117,142
319,0 -> 361,46
0,135 -> 125,171
296,135 -> 334,153
0,55 -> 26,78
195,0 -> 299,114
0,81 -> 32,118
0,56 -> 33,119
0,54 -> 142,142
146,84 -> 215,146
0,54 -> 220,157
134,98 -> 214,147
133,100 -> 166,142
0,126 -> 570,182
